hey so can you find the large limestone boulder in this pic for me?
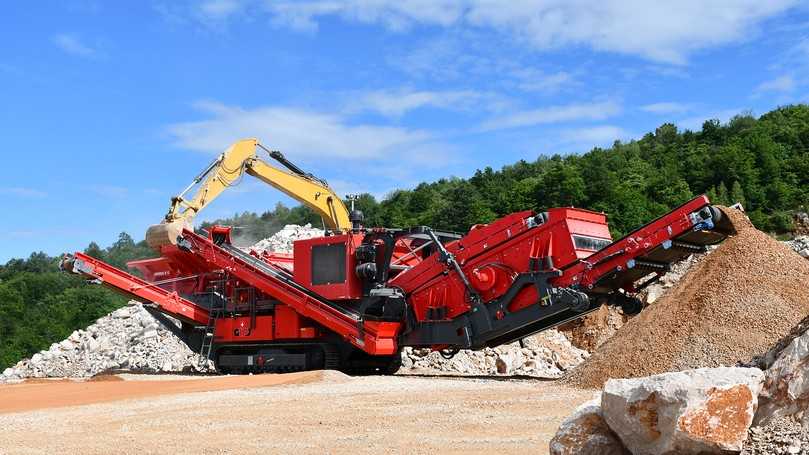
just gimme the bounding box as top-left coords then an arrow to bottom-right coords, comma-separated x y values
549,397 -> 628,455
756,329 -> 809,426
602,367 -> 764,454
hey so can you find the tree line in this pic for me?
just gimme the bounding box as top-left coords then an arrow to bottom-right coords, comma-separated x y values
214,105 -> 809,238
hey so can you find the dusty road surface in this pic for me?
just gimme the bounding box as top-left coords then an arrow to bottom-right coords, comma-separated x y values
0,372 -> 594,454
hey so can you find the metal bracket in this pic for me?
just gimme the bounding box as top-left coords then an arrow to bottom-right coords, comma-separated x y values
425,228 -> 483,305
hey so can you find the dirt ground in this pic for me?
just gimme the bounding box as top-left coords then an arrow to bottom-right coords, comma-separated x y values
0,372 -> 593,454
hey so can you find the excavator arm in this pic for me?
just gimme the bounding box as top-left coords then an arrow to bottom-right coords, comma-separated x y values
146,138 -> 350,250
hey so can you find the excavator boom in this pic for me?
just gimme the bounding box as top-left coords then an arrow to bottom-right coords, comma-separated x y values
146,139 -> 350,250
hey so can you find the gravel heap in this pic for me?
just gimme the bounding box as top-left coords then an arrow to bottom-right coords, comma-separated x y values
558,305 -> 629,352
742,416 -> 809,455
399,329 -> 588,378
1,302 -> 210,382
568,207 -> 809,388
250,224 -> 323,254
640,249 -> 712,304
559,249 -> 709,352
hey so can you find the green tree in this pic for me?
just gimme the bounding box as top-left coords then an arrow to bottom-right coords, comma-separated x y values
535,160 -> 586,208
730,181 -> 745,206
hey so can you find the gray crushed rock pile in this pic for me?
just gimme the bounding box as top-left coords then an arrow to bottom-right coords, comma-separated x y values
1,302 -> 211,382
400,329 -> 588,378
743,416 -> 809,454
250,223 -> 324,254
787,236 -> 809,259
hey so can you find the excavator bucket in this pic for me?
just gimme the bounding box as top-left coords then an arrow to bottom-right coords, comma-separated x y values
145,220 -> 187,250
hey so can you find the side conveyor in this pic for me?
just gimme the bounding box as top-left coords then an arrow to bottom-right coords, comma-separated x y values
60,252 -> 210,325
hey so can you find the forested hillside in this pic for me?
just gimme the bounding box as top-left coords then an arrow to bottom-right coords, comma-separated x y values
214,105 -> 809,239
2,105 -> 808,371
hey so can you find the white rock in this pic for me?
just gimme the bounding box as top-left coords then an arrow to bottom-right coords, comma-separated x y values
85,337 -> 100,352
495,352 -> 516,374
30,353 -> 43,364
112,308 -> 130,319
6,301 -> 212,379
250,224 -> 324,254
550,398 -> 629,455
756,329 -> 809,426
645,286 -> 662,304
602,367 -> 764,454
399,329 -> 587,378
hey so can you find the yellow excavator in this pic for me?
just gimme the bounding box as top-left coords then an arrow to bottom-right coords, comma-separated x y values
145,138 -> 351,250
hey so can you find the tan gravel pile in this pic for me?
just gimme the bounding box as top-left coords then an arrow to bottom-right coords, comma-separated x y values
568,207 -> 809,388
558,304 -> 629,352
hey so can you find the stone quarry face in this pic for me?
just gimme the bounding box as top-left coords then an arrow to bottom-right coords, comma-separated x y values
601,367 -> 764,454
549,397 -> 629,455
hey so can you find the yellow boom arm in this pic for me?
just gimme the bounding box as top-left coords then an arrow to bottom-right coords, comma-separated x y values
146,138 -> 350,250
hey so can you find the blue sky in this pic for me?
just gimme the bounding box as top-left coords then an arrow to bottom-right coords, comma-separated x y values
1,1 -> 809,262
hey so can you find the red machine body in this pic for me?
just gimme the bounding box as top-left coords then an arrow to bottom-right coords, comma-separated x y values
61,195 -> 731,373
293,233 -> 364,300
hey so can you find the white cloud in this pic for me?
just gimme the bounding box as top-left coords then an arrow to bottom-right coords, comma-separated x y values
467,1 -> 798,64
755,74 -> 796,93
514,70 -> 574,93
199,0 -> 245,19
166,100 -> 465,191
268,0 -> 465,32
560,125 -> 630,144
0,187 -> 47,198
641,102 -> 691,115
480,100 -> 621,131
348,88 -> 502,117
52,33 -> 96,57
264,0 -> 799,64
167,100 -> 440,162
327,178 -> 386,201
